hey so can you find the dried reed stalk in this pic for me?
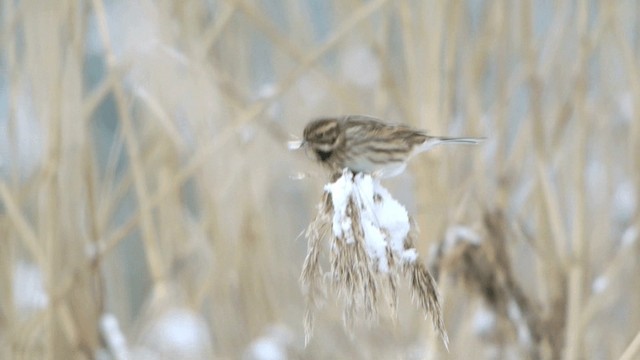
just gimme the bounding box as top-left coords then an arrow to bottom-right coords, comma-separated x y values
300,170 -> 448,348
438,210 -> 545,358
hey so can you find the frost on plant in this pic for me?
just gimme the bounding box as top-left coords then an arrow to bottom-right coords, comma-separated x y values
300,169 -> 448,348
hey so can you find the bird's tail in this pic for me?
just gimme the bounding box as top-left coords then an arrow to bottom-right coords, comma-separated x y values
418,136 -> 485,153
438,136 -> 485,144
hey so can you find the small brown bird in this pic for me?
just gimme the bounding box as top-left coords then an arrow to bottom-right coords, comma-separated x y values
302,115 -> 484,177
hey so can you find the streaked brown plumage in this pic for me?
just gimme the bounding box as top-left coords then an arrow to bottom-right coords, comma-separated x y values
302,115 -> 484,177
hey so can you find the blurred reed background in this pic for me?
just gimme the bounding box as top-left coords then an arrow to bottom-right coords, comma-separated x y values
0,0 -> 639,359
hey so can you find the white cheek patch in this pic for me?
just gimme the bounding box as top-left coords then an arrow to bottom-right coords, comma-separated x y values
316,143 -> 335,151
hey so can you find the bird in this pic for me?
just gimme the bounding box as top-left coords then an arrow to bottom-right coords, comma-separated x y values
301,115 -> 484,178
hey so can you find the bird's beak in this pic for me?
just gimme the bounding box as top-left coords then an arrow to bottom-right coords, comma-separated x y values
287,139 -> 305,150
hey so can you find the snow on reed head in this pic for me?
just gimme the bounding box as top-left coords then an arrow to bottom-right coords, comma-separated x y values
301,169 -> 448,348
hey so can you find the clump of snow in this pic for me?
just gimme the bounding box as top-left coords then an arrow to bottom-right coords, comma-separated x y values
366,179 -> 411,254
361,220 -> 389,272
243,324 -> 294,360
444,225 -> 482,251
245,338 -> 285,360
507,300 -> 532,347
473,305 -> 497,337
591,275 -> 608,294
401,248 -> 418,264
255,83 -> 282,120
621,225 -> 638,248
325,173 -> 355,243
135,307 -> 213,360
100,313 -> 130,360
13,261 -> 48,315
324,170 -> 415,272
614,180 -> 637,222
